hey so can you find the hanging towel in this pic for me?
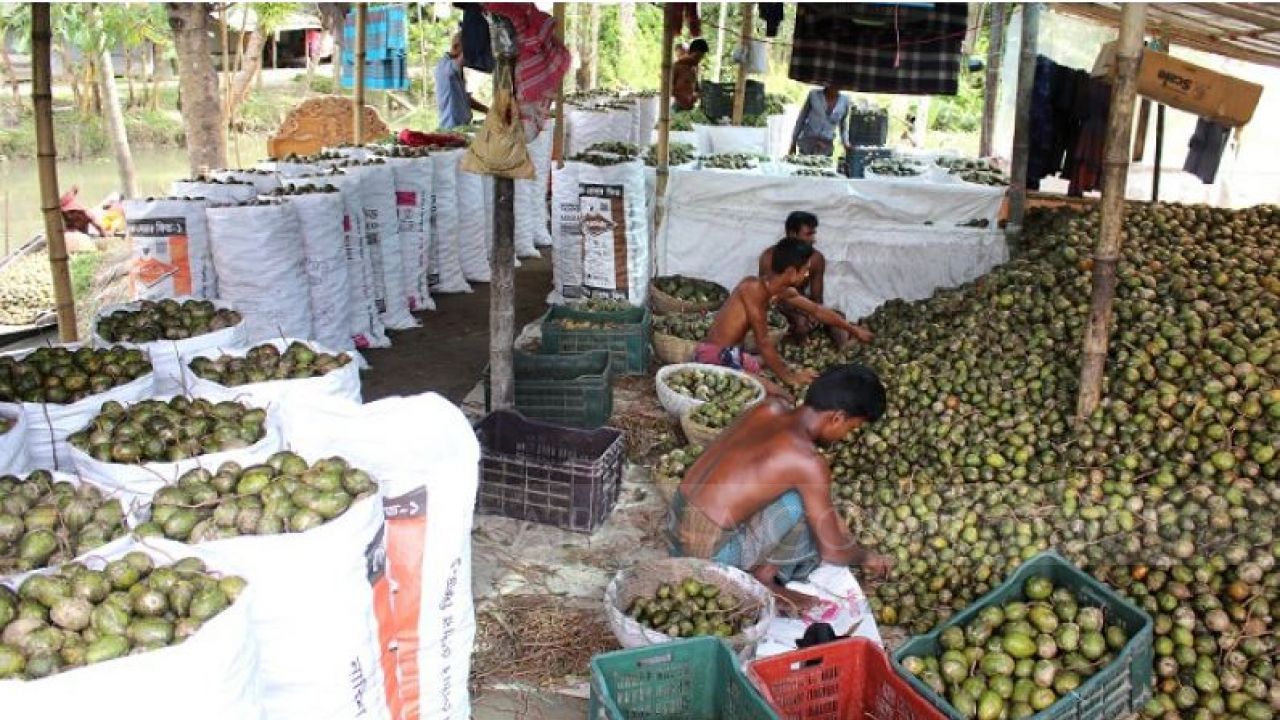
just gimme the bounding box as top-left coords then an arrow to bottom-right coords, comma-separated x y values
759,3 -> 785,37
459,3 -> 494,73
484,2 -> 571,132
1183,118 -> 1231,184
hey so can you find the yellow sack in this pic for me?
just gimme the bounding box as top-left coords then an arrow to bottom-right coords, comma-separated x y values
462,63 -> 534,179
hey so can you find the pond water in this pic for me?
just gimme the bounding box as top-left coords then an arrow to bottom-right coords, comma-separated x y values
0,137 -> 267,253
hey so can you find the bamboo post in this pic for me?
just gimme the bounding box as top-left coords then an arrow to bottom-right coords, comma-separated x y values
1006,3 -> 1040,237
551,3 -> 567,166
488,13 -> 519,410
651,4 -> 676,277
353,4 -> 367,144
1076,3 -> 1147,421
32,4 -> 77,342
731,3 -> 754,125
713,1 -> 729,82
1152,103 -> 1164,202
979,3 -> 1005,158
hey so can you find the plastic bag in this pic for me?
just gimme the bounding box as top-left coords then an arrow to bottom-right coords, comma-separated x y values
461,64 -> 534,180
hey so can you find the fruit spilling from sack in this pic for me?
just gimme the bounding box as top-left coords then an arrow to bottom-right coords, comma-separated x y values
795,168 -> 842,178
0,347 -> 151,404
96,299 -> 241,343
67,397 -> 267,464
784,154 -> 834,168
0,553 -> 244,680
0,471 -> 128,574
644,142 -> 697,167
664,368 -> 759,404
867,158 -> 925,177
188,342 -> 351,387
585,141 -> 641,158
626,577 -> 750,639
135,452 -> 377,542
568,152 -> 633,167
899,577 -> 1132,719
702,153 -> 760,170
653,276 -> 729,305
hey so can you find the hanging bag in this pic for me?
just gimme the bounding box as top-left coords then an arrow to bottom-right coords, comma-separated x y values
462,62 -> 535,180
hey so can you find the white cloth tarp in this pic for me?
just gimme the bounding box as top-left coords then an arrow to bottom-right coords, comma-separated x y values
277,392 -> 480,720
170,180 -> 257,207
205,202 -> 314,342
124,197 -> 216,301
549,159 -> 649,305
353,162 -> 420,329
658,170 -> 1008,321
429,150 -> 471,294
385,156 -> 437,312
91,298 -> 245,396
281,189 -> 356,351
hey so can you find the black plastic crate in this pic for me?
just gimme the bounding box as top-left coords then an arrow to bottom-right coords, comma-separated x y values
848,109 -> 889,147
475,410 -> 625,533
483,350 -> 614,429
701,80 -> 766,120
845,146 -> 894,178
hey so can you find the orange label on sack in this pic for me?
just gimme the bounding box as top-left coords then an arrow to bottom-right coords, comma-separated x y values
380,489 -> 428,720
128,234 -> 191,297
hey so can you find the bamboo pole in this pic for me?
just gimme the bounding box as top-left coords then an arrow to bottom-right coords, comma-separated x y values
221,4 -> 231,157
1076,3 -> 1147,421
731,3 -> 754,125
353,4 -> 367,144
713,1 -> 729,82
1006,3 -> 1040,236
1152,103 -> 1165,202
32,4 -> 77,342
980,3 -> 1006,158
489,13 -> 519,410
551,3 -> 567,166
652,4 -> 676,277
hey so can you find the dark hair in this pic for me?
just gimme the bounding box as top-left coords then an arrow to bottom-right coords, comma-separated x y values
770,237 -> 814,274
689,38 -> 710,54
785,211 -> 819,236
805,364 -> 887,421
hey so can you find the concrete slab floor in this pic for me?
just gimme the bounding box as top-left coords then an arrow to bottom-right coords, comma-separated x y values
471,687 -> 589,720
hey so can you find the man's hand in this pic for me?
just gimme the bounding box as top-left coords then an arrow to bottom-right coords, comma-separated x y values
854,550 -> 893,580
785,368 -> 818,386
850,325 -> 874,344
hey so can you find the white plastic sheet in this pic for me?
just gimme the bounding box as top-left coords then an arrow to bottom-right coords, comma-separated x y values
91,299 -> 243,397
0,405 -> 28,473
755,564 -> 883,658
123,197 -> 216,300
281,188 -> 356,351
658,170 -> 1009,321
182,338 -> 362,406
385,156 -> 437,312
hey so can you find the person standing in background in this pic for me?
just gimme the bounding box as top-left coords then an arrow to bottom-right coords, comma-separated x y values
672,38 -> 710,112
790,86 -> 851,157
434,34 -> 488,129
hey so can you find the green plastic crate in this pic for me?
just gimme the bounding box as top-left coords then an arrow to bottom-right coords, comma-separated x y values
891,551 -> 1154,720
540,305 -> 651,375
484,349 -> 614,429
590,637 -> 779,720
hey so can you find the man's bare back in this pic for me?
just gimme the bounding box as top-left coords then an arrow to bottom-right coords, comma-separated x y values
681,400 -> 799,527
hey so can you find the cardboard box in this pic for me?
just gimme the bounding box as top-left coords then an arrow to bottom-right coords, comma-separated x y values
1094,42 -> 1263,126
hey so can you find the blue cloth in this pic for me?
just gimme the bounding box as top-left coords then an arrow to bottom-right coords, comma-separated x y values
342,4 -> 407,62
434,56 -> 472,129
342,56 -> 408,91
792,89 -> 851,154
668,488 -> 819,582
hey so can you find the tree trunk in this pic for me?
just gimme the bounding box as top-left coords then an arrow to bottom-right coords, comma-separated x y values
618,2 -> 636,66
124,50 -> 136,108
731,3 -> 754,125
0,45 -> 22,102
653,5 -> 676,271
1075,3 -> 1146,421
712,2 -> 729,82
98,47 -> 139,199
149,42 -> 161,111
56,41 -> 82,111
352,4 -> 366,143
979,3 -> 1005,158
88,58 -> 102,115
575,3 -> 599,91
167,2 -> 227,173
489,15 -> 519,410
32,5 -> 78,342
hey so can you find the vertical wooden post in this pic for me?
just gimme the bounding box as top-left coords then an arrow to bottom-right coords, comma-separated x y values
1006,2 -> 1040,235
1076,3 -> 1146,421
1152,103 -> 1165,202
32,4 -> 77,342
979,3 -> 1005,158
1132,99 -> 1151,161
551,3 -> 567,165
221,4 -> 232,158
652,4 -> 676,275
713,1 -> 730,82
353,4 -> 367,144
489,13 -> 519,410
731,3 -> 754,125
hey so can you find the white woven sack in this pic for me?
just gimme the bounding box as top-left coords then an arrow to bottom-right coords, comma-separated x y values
67,394 -> 284,508
385,156 -> 436,311
548,161 -> 581,304
354,162 -> 420,329
529,125 -> 554,248
454,156 -> 490,283
182,338 -> 361,406
123,196 -> 216,301
654,363 -> 765,418
0,345 -> 157,470
280,188 -> 356,351
0,537 -> 266,720
256,159 -> 327,177
430,150 -> 471,294
211,168 -> 282,194
205,202 -> 315,343
169,179 -> 256,207
571,159 -> 651,305
0,404 -> 29,473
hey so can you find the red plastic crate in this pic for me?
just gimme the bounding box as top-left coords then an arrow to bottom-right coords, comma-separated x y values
746,638 -> 945,720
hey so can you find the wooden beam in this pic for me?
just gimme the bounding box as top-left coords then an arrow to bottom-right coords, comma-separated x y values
353,4 -> 367,144
551,3 -> 567,166
1185,3 -> 1280,32
652,4 -> 676,276
1007,3 -> 1040,235
1076,2 -> 1146,421
32,3 -> 77,342
1051,4 -> 1280,67
488,14 -> 519,410
980,3 -> 1006,158
731,3 -> 754,125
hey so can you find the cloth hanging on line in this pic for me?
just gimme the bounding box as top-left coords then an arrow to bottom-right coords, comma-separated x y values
342,4 -> 408,63
459,4 -> 494,73
483,2 -> 571,134
1026,54 -> 1110,196
1183,119 -> 1232,184
671,3 -> 702,37
788,3 -> 968,95
758,3 -> 785,37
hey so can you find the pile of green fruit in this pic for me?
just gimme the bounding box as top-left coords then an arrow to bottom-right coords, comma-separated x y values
67,397 -> 267,464
568,152 -> 634,167
654,312 -> 715,341
867,158 -> 924,177
776,201 -> 1279,719
188,341 -> 351,387
664,368 -> 760,404
0,347 -> 151,404
936,157 -> 1000,172
552,318 -> 623,331
625,576 -> 752,639
96,299 -> 241,343
0,553 -> 244,679
702,153 -> 759,170
0,471 -> 128,574
955,169 -> 1009,187
900,576 -> 1133,719
570,298 -> 633,313
585,141 -> 641,158
653,276 -> 728,306
0,252 -> 59,326
654,444 -> 704,488
795,168 -> 842,178
784,155 -> 833,168
644,142 -> 697,167
688,397 -> 749,431
134,452 -> 376,542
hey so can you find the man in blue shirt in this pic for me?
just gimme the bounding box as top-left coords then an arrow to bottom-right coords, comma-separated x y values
434,34 -> 487,130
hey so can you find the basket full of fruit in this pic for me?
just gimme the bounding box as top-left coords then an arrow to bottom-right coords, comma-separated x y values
649,275 -> 730,315
655,364 -> 765,418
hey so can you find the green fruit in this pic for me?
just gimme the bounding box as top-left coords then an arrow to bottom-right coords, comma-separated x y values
976,690 -> 1005,720
84,634 -> 129,664
188,586 -> 229,621
1002,632 -> 1037,659
0,644 -> 24,678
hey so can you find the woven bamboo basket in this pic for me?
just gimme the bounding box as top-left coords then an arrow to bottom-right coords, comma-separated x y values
652,331 -> 698,365
649,278 -> 729,315
679,406 -> 723,447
